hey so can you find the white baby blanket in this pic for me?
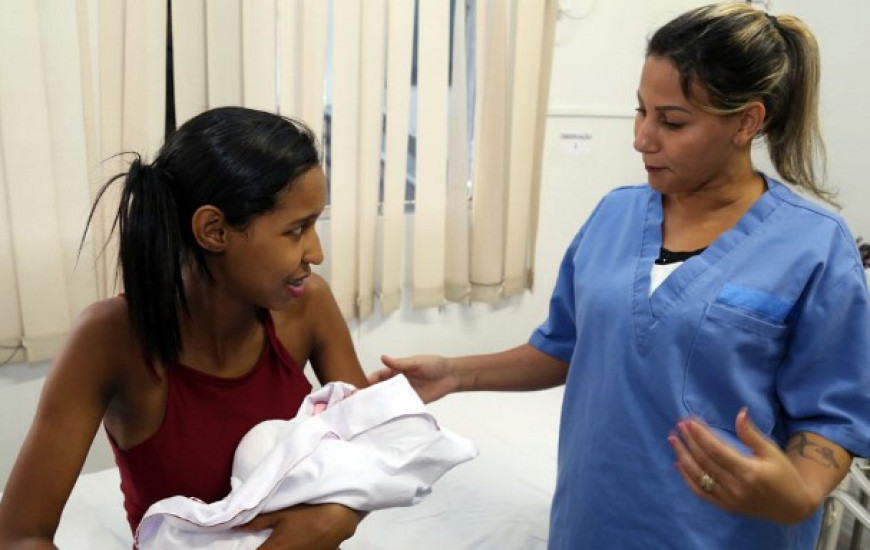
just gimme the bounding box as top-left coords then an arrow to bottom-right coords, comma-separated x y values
135,375 -> 478,549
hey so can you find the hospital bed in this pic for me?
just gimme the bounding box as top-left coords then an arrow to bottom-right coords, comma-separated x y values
52,388 -> 561,550
28,383 -> 870,550
817,459 -> 870,550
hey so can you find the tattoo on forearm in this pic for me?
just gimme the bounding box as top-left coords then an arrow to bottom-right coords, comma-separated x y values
786,433 -> 841,470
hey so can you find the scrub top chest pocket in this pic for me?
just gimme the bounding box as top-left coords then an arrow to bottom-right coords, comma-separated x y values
683,283 -> 793,435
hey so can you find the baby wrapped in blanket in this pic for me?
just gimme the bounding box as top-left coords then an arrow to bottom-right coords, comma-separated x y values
136,375 -> 478,549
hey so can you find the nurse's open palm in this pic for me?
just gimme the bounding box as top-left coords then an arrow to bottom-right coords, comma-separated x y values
669,408 -> 817,523
368,355 -> 455,404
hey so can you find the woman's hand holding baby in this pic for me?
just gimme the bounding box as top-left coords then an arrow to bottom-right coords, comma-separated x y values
237,503 -> 362,550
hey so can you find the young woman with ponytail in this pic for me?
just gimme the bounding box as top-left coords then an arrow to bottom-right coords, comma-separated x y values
0,107 -> 368,549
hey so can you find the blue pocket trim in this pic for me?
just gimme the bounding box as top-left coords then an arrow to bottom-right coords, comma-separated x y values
717,283 -> 792,323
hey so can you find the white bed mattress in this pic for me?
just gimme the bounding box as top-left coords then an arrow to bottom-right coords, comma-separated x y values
52,388 -> 561,550
36,384 -> 870,549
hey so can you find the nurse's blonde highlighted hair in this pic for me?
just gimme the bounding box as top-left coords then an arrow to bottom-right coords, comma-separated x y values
647,3 -> 833,205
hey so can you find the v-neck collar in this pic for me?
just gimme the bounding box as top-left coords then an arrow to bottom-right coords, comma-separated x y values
631,175 -> 782,352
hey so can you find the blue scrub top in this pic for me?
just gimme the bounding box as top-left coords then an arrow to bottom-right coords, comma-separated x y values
530,176 -> 870,550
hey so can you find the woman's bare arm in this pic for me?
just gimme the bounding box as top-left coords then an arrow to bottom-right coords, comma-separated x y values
301,274 -> 368,388
0,301 -> 122,549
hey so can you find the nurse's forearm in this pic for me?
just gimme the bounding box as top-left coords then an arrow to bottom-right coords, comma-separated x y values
786,431 -> 851,517
449,343 -> 568,393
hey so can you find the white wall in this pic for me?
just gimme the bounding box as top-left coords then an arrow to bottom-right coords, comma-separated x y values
2,0 -> 868,491
780,0 -> 870,239
548,0 -> 870,239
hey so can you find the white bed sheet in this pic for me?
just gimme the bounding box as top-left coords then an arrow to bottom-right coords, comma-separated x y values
51,388 -> 561,550
54,467 -> 132,549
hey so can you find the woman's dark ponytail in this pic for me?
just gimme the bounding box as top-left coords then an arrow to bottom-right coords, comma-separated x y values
117,155 -> 186,366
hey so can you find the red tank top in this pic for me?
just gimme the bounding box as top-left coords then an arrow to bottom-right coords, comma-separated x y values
107,310 -> 312,534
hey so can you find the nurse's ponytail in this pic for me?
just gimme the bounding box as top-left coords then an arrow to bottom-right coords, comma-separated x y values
647,3 -> 833,205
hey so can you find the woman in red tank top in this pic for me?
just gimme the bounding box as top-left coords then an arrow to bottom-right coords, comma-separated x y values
0,107 -> 369,549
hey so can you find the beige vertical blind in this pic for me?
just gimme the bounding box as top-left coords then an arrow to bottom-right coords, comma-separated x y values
329,0 -> 362,319
0,0 -> 165,362
204,0 -> 243,110
172,1 -> 327,128
504,0 -> 556,296
411,0 -> 451,309
469,0 -> 509,303
297,0 -> 328,141
93,0 -> 125,302
324,0 -> 556,317
0,0 -> 87,362
356,0 -> 388,319
379,0 -> 415,315
242,0 -> 278,112
445,0 -> 471,303
170,0 -> 207,125
0,0 -> 556,364
98,0 -> 167,300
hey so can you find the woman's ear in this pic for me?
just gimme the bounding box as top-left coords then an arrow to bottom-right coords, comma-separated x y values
733,101 -> 765,147
192,205 -> 228,252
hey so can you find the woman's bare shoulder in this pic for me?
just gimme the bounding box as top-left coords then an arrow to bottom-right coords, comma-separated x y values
74,296 -> 133,336
61,297 -> 139,367
273,273 -> 337,321
79,295 -> 129,321
302,272 -> 332,297
269,273 -> 344,358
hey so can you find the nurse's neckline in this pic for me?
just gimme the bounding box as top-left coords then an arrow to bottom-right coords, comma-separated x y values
656,246 -> 706,265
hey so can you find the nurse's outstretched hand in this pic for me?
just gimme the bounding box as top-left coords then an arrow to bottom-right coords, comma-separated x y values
668,408 -> 842,524
367,355 -> 456,404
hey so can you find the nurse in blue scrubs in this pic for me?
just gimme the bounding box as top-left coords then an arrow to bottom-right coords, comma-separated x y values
370,3 -> 870,549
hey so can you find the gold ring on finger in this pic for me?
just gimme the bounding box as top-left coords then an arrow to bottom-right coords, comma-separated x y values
699,472 -> 716,493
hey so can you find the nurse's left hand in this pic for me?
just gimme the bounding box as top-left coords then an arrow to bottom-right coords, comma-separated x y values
669,408 -> 846,524
237,503 -> 362,549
